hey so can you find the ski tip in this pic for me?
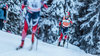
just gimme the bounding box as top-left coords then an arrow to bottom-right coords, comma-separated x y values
16,46 -> 23,50
16,48 -> 19,50
29,48 -> 32,51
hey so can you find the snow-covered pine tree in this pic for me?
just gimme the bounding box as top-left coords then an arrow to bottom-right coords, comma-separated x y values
67,0 -> 100,55
40,0 -> 100,55
3,0 -> 23,35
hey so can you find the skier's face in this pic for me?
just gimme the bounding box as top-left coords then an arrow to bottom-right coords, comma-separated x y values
66,12 -> 69,17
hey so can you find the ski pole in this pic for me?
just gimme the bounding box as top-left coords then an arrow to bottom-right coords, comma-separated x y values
35,24 -> 40,51
36,37 -> 38,51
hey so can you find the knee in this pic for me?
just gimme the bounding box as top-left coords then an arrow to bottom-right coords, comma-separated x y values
60,32 -> 63,37
64,35 -> 68,39
32,24 -> 38,33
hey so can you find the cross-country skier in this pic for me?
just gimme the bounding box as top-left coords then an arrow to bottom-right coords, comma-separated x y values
16,0 -> 48,50
58,12 -> 73,47
0,3 -> 8,30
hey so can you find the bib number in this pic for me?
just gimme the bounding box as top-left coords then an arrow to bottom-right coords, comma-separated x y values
32,3 -> 38,8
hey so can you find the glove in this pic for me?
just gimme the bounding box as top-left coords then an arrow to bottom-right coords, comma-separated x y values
3,20 -> 7,23
59,22 -> 61,27
43,4 -> 48,9
21,4 -> 25,11
6,4 -> 8,10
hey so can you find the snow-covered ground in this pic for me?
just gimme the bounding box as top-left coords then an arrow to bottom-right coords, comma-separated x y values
0,31 -> 97,56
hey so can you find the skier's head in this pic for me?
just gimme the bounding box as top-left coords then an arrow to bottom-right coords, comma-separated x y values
2,4 -> 8,9
66,12 -> 70,17
2,5 -> 6,9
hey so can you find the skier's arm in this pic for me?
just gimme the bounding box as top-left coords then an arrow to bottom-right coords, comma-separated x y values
5,4 -> 8,10
21,0 -> 27,11
59,21 -> 61,27
70,21 -> 73,24
68,11 -> 73,25
41,1 -> 48,9
59,17 -> 63,27
69,18 -> 73,24
5,4 -> 8,18
21,4 -> 25,11
3,4 -> 8,23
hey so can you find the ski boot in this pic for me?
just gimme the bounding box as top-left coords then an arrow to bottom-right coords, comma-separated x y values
58,42 -> 61,46
16,40 -> 24,50
29,41 -> 34,51
62,39 -> 66,47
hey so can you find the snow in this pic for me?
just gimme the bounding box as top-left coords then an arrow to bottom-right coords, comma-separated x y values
0,31 -> 97,56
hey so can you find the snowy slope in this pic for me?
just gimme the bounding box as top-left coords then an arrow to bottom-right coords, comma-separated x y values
0,31 -> 97,56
